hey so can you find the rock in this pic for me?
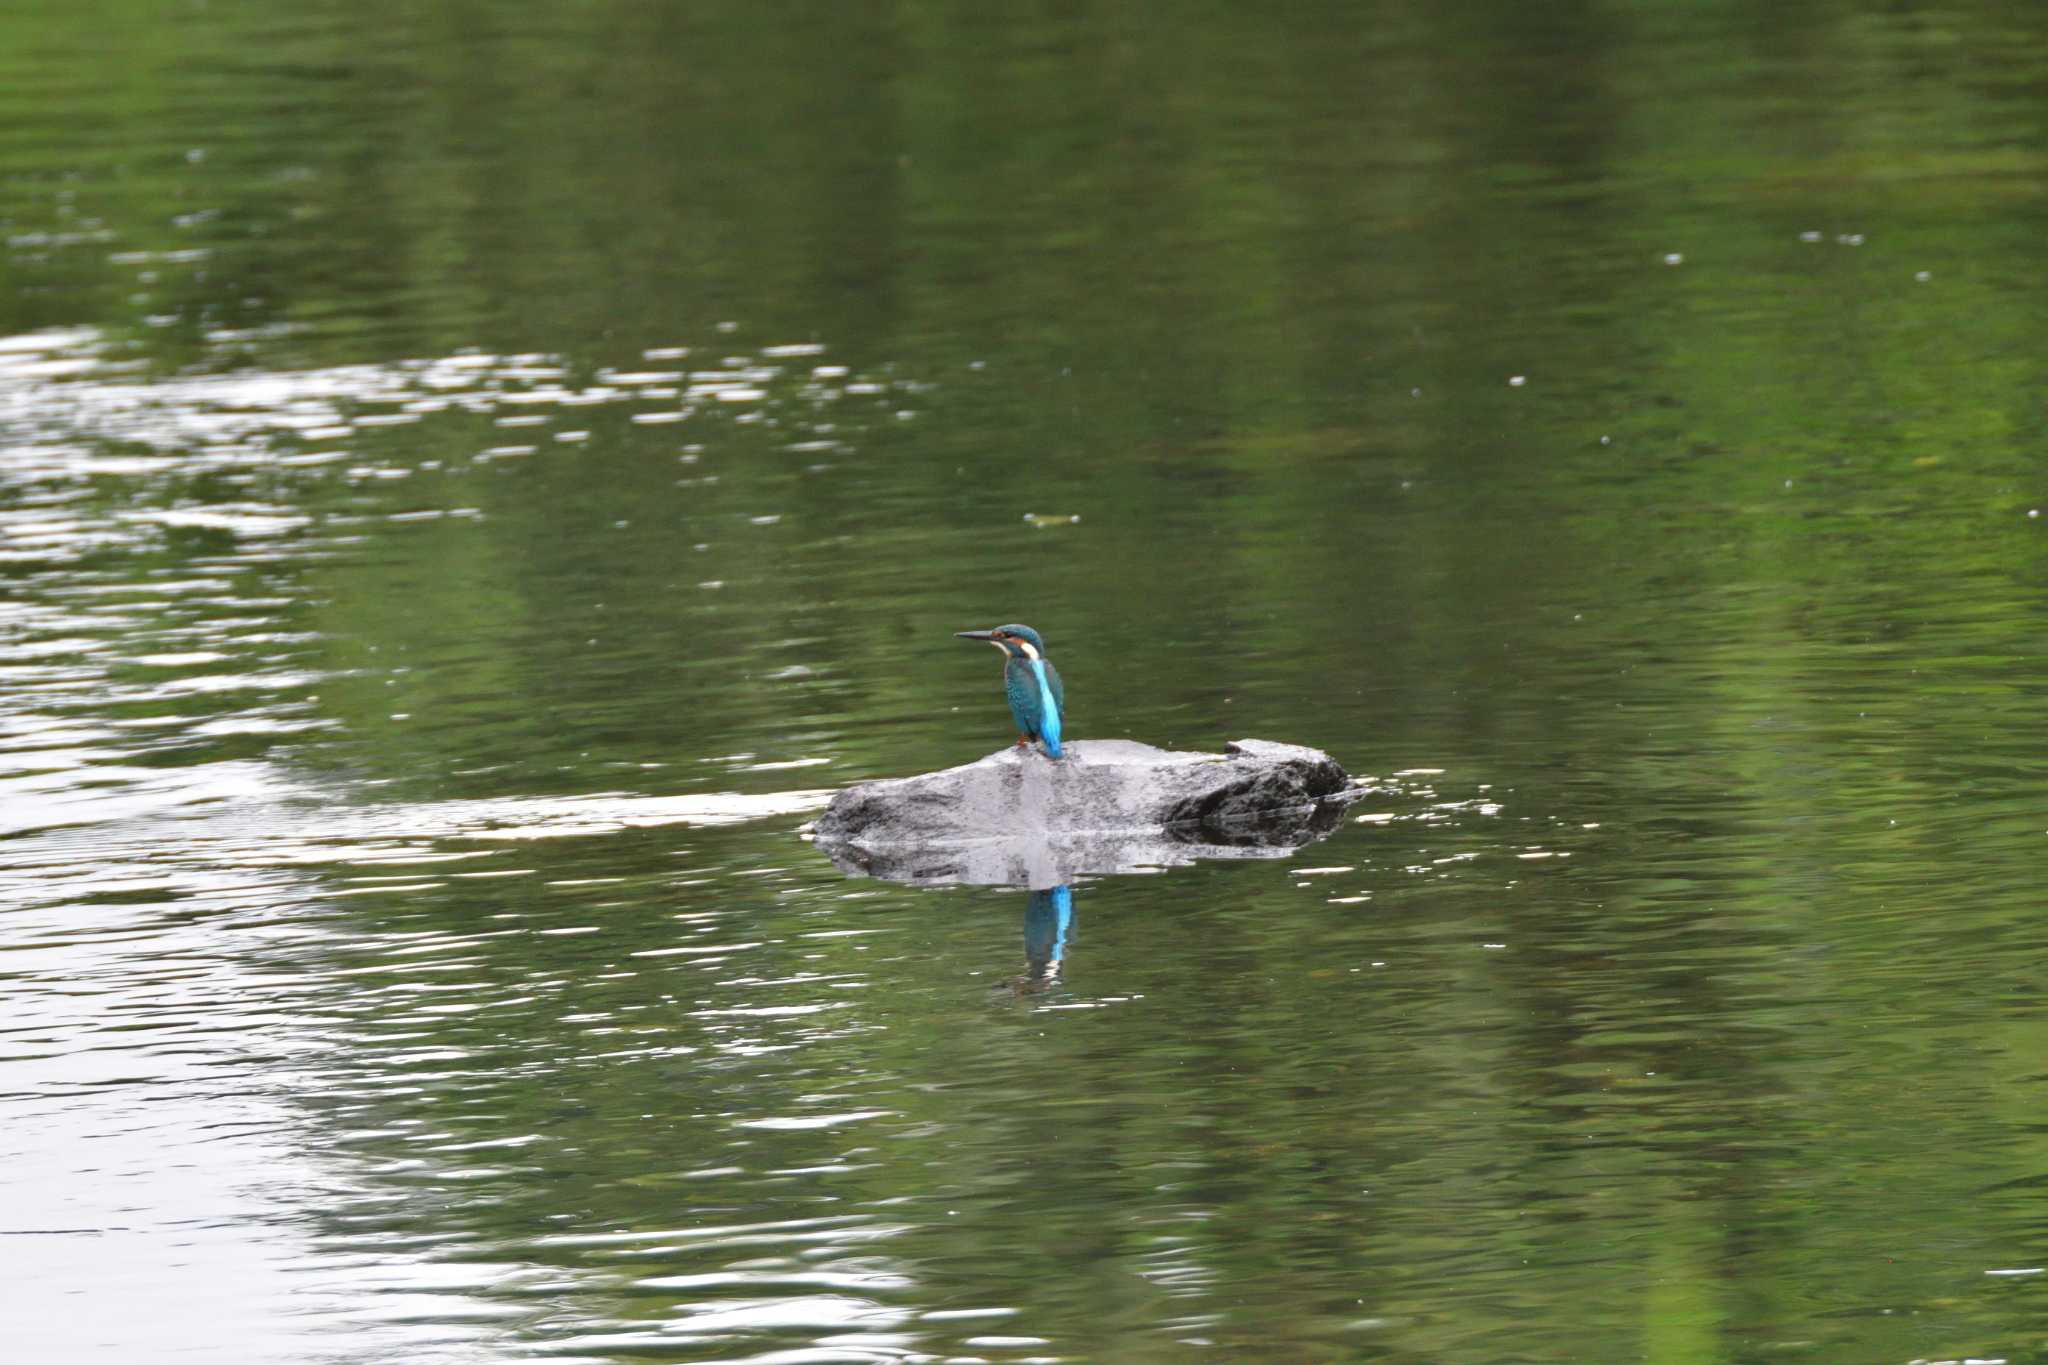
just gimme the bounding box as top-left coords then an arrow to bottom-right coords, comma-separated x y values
815,738 -> 1350,842
810,738 -> 1360,887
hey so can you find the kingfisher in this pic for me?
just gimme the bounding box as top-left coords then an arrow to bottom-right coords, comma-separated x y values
955,623 -> 1065,758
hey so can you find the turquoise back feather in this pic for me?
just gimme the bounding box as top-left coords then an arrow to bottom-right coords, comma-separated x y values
1030,658 -> 1063,757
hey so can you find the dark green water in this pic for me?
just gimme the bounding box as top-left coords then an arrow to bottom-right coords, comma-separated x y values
4,4 -> 2048,1362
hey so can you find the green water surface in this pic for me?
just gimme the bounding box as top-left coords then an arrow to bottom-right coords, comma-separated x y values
3,4 -> 2046,1362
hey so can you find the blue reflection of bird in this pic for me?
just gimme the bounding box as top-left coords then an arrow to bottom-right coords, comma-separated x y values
1022,884 -> 1075,985
954,623 -> 1065,758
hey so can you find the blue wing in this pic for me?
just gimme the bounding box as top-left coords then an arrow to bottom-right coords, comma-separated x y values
1004,661 -> 1039,734
1004,657 -> 1065,758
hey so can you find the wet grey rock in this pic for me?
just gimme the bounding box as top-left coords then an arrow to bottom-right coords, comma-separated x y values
810,738 -> 1360,887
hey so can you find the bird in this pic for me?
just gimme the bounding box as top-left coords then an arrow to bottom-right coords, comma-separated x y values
954,623 -> 1065,758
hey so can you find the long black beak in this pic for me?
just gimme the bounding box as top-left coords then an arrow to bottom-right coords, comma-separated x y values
954,630 -> 995,641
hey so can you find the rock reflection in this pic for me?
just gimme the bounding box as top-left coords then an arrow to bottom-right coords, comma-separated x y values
813,788 -> 1352,889
816,795 -> 1353,987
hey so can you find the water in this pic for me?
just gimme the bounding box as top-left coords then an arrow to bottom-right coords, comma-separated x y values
4,4 -> 2048,1361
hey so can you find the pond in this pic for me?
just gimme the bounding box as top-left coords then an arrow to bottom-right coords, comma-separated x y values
4,4 -> 2047,1362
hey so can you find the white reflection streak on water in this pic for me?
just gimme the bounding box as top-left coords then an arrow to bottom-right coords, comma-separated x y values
0,837 -> 534,1362
0,325 -> 923,1361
